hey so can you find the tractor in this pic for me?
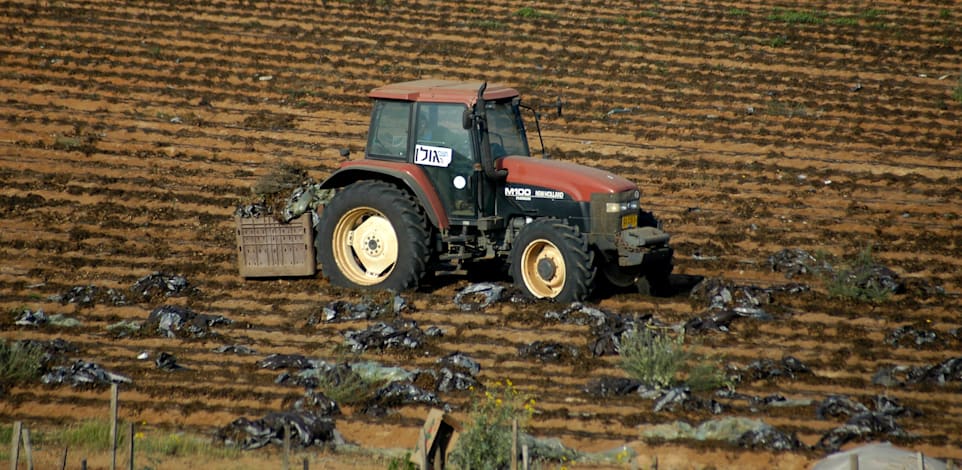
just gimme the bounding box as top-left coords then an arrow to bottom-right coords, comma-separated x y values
314,79 -> 673,302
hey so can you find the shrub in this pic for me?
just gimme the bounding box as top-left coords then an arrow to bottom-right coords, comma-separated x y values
618,327 -> 687,389
685,361 -> 732,393
823,246 -> 894,303
952,78 -> 962,104
449,380 -> 535,470
0,340 -> 44,387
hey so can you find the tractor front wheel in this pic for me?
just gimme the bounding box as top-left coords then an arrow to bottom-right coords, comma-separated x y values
316,181 -> 429,291
510,219 -> 595,302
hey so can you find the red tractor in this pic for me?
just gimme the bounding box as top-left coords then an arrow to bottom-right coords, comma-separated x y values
314,80 -> 672,302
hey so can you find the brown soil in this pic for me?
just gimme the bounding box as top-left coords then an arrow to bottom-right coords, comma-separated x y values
2,1 -> 961,468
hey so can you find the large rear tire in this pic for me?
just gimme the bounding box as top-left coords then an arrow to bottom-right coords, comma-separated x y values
509,218 -> 595,302
316,181 -> 429,292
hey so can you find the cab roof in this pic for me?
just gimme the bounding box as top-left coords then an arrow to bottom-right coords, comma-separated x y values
368,80 -> 519,106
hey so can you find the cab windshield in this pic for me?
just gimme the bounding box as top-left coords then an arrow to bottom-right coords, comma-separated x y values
486,100 -> 529,158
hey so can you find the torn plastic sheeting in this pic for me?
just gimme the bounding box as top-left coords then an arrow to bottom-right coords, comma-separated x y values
453,283 -> 505,311
321,294 -> 407,323
370,381 -> 442,408
641,417 -> 803,452
736,427 -> 804,451
235,202 -> 270,219
690,278 -> 808,313
212,344 -> 257,355
131,272 -> 192,301
144,305 -> 231,339
653,386 -> 723,414
15,308 -> 47,326
885,325 -> 940,348
816,395 -> 869,420
814,394 -> 917,453
259,354 -> 314,371
583,376 -> 643,397
907,356 -> 962,385
16,309 -> 83,328
41,360 -> 131,387
435,367 -> 480,393
816,415 -> 906,453
873,356 -> 962,387
343,319 -> 428,352
52,285 -> 128,308
768,248 -> 830,279
545,302 -> 610,327
292,390 -> 341,417
436,352 -> 480,376
217,410 -> 340,450
744,356 -> 812,381
518,341 -> 578,363
156,352 -> 187,371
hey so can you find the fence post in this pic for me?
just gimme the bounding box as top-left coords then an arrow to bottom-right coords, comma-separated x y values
849,454 -> 858,470
20,427 -> 32,470
510,419 -> 518,470
109,383 -> 119,470
127,422 -> 135,470
917,452 -> 925,470
282,423 -> 291,470
10,421 -> 22,470
421,430 -> 428,470
59,446 -> 67,470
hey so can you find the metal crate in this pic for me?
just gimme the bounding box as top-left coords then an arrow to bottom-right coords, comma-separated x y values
236,214 -> 316,278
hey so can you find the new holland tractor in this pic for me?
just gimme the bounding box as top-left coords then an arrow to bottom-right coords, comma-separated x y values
313,79 -> 673,302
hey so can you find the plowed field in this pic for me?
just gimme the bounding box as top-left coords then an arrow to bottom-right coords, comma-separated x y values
2,1 -> 961,468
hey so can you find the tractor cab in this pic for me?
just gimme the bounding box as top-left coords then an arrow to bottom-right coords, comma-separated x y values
364,80 -> 530,222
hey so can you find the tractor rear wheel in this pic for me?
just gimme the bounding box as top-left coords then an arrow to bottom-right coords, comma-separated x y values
316,181 -> 429,291
510,219 -> 595,302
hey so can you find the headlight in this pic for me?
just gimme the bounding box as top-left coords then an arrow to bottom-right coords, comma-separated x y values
629,200 -> 639,210
606,202 -> 621,213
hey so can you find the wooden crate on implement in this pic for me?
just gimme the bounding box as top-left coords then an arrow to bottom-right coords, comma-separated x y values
235,214 -> 316,277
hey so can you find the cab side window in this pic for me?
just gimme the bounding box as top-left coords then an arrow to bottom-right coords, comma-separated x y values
367,100 -> 411,159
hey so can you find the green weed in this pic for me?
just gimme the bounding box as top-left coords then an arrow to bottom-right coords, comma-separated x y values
831,16 -> 858,26
0,340 -> 44,386
449,380 -> 535,470
768,36 -> 788,48
469,19 -> 506,30
514,7 -> 553,19
57,419 -> 121,452
952,78 -> 962,103
822,246 -> 893,303
618,327 -> 687,389
727,8 -> 749,17
768,8 -> 825,24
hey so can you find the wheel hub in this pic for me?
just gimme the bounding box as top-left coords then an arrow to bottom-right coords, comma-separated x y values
364,236 -> 382,256
537,257 -> 556,281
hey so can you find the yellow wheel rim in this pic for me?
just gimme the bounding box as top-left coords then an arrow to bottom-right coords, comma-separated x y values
331,207 -> 398,286
520,239 -> 565,298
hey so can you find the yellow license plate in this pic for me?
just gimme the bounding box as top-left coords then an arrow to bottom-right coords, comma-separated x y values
621,214 -> 637,229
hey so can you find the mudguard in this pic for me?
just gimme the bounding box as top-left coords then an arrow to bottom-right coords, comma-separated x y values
319,159 -> 449,229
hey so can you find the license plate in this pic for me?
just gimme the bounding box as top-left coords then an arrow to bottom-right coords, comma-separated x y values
621,214 -> 637,229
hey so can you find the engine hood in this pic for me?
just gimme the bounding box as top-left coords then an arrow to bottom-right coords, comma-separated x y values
497,156 -> 636,202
